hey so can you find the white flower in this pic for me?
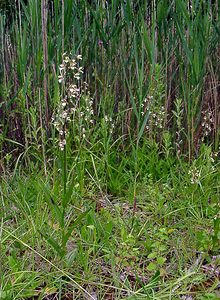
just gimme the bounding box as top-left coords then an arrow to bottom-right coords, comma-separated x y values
59,141 -> 64,151
70,60 -> 76,70
64,56 -> 70,63
59,64 -> 65,71
62,111 -> 68,119
74,73 -> 80,80
58,75 -> 64,83
78,67 -> 83,73
69,87 -> 75,93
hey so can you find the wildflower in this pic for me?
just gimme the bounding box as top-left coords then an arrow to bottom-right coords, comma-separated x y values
63,55 -> 70,63
61,101 -> 67,107
74,73 -> 81,80
78,67 -> 83,73
59,64 -> 65,71
54,121 -> 59,128
53,53 -> 94,150
69,86 -> 75,93
58,75 -> 64,83
63,111 -> 68,118
59,141 -> 64,151
70,60 -> 76,70
189,167 -> 201,184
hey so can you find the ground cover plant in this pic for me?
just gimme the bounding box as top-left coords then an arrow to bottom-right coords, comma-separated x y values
0,0 -> 220,299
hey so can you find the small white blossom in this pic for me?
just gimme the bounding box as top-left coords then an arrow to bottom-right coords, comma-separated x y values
58,75 -> 64,83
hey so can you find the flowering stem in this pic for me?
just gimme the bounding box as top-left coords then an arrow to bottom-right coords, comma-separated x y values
63,144 -> 67,204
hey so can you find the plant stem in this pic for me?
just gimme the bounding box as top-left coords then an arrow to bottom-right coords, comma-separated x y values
63,144 -> 67,202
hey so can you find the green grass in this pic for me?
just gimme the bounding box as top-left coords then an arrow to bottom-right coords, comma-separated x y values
0,143 -> 219,299
0,1 -> 220,299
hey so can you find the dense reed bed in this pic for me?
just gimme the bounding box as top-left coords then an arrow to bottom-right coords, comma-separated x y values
0,1 -> 219,164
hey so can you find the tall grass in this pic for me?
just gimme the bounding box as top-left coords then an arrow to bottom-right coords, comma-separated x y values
0,0 -> 219,169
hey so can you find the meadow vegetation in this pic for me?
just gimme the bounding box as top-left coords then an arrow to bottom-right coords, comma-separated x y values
0,1 -> 219,299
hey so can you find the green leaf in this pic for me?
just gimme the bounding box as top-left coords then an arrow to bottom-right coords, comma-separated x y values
157,256 -> 166,265
63,179 -> 75,209
147,252 -> 157,259
138,109 -> 151,142
65,249 -> 77,267
49,198 -> 64,228
147,262 -> 157,271
105,221 -> 113,236
62,209 -> 90,247
40,231 -> 65,258
141,19 -> 153,64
